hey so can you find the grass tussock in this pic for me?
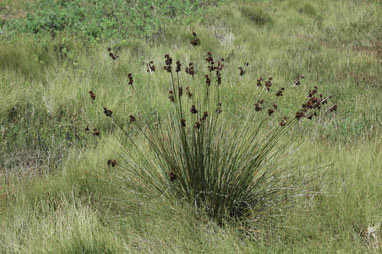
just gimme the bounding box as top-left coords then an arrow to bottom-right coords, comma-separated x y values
112,51 -> 335,223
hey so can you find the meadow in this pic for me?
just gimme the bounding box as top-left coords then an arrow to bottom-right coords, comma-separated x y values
0,0 -> 382,253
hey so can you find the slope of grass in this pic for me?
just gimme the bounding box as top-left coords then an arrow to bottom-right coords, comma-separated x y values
1,0 -> 382,253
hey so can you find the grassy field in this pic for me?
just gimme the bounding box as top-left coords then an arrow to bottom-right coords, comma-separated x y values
1,0 -> 382,253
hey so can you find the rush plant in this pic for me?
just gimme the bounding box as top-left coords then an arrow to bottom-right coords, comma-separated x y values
113,52 -> 335,222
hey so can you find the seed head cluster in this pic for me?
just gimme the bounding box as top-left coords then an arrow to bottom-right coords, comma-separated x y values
147,60 -> 156,73
107,47 -> 119,60
107,159 -> 117,167
256,77 -> 263,88
294,74 -> 304,86
128,73 -> 134,86
186,62 -> 195,77
103,107 -> 113,117
89,90 -> 96,100
190,32 -> 200,46
164,54 -> 173,73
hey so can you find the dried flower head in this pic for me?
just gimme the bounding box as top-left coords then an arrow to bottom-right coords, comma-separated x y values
295,111 -> 305,120
276,88 -> 285,97
107,159 -> 117,167
239,67 -> 245,76
328,104 -> 337,112
129,115 -> 136,122
147,61 -> 156,73
89,90 -> 96,100
178,86 -> 183,97
93,128 -> 100,136
180,118 -> 186,127
216,102 -> 222,114
164,54 -> 173,73
185,86 -> 193,98
217,59 -> 224,70
265,78 -> 272,92
169,171 -> 177,181
176,60 -> 182,73
268,108 -> 275,116
308,86 -> 318,98
206,52 -> 213,64
216,70 -> 222,85
201,111 -> 208,121
294,74 -> 304,86
280,117 -> 287,126
108,51 -> 119,61
168,90 -> 175,102
208,61 -> 215,72
205,75 -> 211,86
194,121 -> 201,129
191,32 -> 200,46
185,62 -> 195,77
128,73 -> 134,86
103,107 -> 113,117
255,103 -> 262,112
190,105 -> 198,114
256,77 -> 263,87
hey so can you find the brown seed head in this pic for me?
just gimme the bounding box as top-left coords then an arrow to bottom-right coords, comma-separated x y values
328,104 -> 337,112
185,86 -> 193,98
176,60 -> 181,73
128,73 -> 134,86
280,117 -> 287,127
169,171 -> 177,181
89,91 -> 96,100
93,128 -> 100,136
190,105 -> 198,114
185,62 -> 195,77
239,67 -> 245,76
294,74 -> 304,86
180,118 -> 186,127
103,107 -> 113,117
190,32 -> 200,46
194,121 -> 201,129
255,103 -> 262,112
295,111 -> 305,120
205,75 -> 211,86
216,102 -> 222,114
107,159 -> 117,167
164,54 -> 173,72
256,77 -> 263,87
109,52 -> 118,60
201,111 -> 208,121
129,115 -> 136,122
276,88 -> 284,97
147,61 -> 156,73
178,86 -> 183,97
